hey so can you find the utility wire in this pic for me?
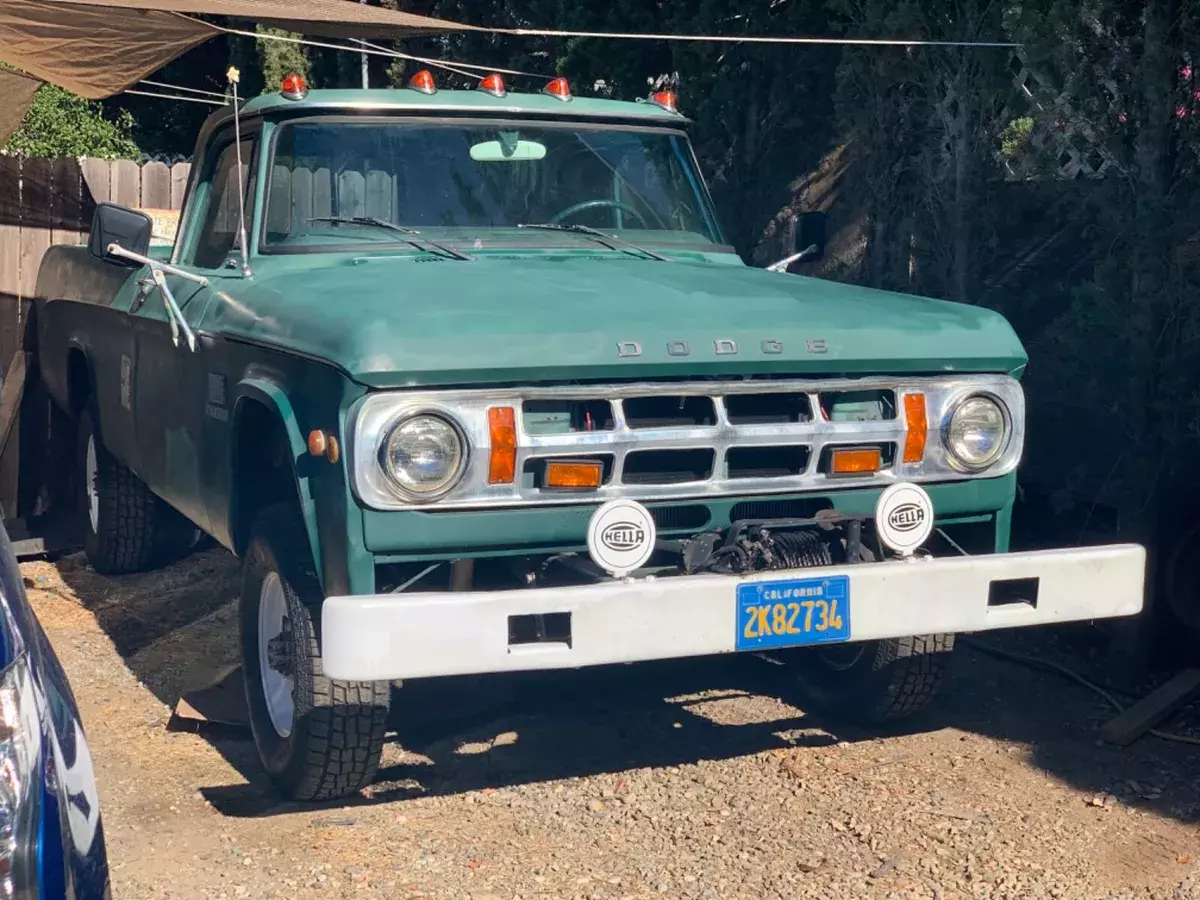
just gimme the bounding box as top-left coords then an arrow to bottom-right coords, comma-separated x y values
492,27 -> 1019,48
124,88 -> 224,106
214,23 -> 539,82
139,79 -> 228,99
350,37 -> 547,80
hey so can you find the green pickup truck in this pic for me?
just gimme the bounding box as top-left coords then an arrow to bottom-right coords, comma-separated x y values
34,73 -> 1146,802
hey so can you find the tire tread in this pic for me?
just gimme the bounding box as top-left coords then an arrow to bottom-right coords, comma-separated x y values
81,409 -> 159,575
247,504 -> 389,801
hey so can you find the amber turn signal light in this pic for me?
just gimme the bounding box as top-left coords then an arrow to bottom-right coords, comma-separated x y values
488,407 -> 516,484
544,460 -> 603,490
902,393 -> 928,463
830,447 -> 882,475
307,430 -> 340,464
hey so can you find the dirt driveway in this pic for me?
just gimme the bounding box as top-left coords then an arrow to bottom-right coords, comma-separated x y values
21,548 -> 1200,900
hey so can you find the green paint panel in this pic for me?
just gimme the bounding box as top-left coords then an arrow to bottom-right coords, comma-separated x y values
207,254 -> 1027,388
362,474 -> 1017,558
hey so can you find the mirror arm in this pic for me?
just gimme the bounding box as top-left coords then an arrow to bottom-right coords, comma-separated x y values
765,244 -> 820,274
150,268 -> 198,353
106,244 -> 210,288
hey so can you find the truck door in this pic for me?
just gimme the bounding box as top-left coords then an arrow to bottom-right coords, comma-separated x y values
131,129 -> 257,532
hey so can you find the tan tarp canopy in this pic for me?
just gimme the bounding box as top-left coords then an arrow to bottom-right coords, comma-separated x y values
0,67 -> 44,145
0,0 -> 475,139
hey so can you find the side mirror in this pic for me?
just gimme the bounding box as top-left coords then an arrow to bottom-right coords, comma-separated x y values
88,203 -> 152,266
792,211 -> 826,262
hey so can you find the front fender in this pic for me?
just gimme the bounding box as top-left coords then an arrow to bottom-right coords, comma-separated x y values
231,378 -> 323,584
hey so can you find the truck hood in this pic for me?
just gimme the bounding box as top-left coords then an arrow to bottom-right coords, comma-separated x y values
209,255 -> 1027,388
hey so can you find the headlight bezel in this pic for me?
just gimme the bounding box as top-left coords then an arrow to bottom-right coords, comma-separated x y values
376,410 -> 469,502
940,392 -> 1011,473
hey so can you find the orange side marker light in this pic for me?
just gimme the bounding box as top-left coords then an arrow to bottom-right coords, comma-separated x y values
903,393 -> 928,463
830,447 -> 882,475
488,407 -> 516,484
544,460 -> 603,490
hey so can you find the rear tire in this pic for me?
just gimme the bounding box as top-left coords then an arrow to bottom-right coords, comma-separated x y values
786,633 -> 955,724
240,503 -> 389,801
77,408 -> 159,574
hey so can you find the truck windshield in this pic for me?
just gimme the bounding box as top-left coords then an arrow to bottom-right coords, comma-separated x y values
262,119 -> 724,252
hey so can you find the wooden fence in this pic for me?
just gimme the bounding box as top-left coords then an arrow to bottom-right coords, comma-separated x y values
0,157 -> 191,520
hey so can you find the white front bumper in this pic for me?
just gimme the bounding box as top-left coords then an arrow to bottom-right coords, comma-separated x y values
320,545 -> 1145,682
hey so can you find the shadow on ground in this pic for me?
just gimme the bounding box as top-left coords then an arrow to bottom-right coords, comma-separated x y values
53,545 -> 1200,825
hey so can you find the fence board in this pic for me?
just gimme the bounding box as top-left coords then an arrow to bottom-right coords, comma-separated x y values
0,158 -> 22,297
0,154 -> 197,520
50,159 -> 84,246
111,159 -> 141,208
170,162 -> 191,209
141,161 -> 171,209
19,159 -> 52,299
81,157 -> 112,212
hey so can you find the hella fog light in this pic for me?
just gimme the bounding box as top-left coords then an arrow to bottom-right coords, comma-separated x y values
0,654 -> 41,900
943,395 -> 1008,471
380,413 -> 467,500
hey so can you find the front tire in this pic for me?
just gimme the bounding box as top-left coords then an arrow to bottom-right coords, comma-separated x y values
240,503 -> 389,801
785,633 -> 955,724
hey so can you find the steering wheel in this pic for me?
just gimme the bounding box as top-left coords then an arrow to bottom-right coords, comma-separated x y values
549,199 -> 653,228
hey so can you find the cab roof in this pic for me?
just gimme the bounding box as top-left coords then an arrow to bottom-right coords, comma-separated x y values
238,88 -> 690,124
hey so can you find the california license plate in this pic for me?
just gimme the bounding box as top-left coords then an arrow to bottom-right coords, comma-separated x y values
736,575 -> 851,651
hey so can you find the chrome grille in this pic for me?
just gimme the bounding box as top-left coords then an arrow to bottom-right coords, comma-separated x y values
350,375 -> 1026,511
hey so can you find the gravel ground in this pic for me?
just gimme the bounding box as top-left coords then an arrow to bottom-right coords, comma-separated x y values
20,549 -> 1200,900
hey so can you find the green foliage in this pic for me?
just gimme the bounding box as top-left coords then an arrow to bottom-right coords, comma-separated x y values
999,116 -> 1035,160
257,26 -> 312,93
4,83 -> 139,160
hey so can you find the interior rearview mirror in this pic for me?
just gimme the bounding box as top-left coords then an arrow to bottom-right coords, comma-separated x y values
792,211 -> 826,262
88,203 -> 153,266
470,131 -> 547,162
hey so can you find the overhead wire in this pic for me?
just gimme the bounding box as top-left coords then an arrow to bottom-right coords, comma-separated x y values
212,23 -> 542,82
139,79 -> 228,99
349,38 -> 547,80
123,88 -> 224,106
491,27 -> 1019,48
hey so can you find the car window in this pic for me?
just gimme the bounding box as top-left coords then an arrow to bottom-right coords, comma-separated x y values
263,120 -> 723,250
187,135 -> 256,270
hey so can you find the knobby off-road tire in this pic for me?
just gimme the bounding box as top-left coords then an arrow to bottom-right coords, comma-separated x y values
76,408 -> 204,574
240,503 -> 389,801
788,633 -> 955,724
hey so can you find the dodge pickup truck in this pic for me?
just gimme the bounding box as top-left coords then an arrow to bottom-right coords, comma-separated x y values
35,72 -> 1145,801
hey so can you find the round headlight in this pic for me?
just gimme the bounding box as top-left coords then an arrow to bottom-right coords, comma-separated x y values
380,414 -> 466,499
944,395 -> 1008,470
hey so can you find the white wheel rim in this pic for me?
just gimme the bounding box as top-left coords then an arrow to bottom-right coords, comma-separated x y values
85,436 -> 99,533
258,573 -> 295,738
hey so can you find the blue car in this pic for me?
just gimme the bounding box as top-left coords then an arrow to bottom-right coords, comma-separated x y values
0,521 -> 109,899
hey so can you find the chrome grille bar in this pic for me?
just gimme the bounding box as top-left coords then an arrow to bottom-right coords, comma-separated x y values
350,375 -> 1026,511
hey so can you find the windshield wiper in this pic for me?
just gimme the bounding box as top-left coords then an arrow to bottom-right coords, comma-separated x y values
516,223 -> 667,261
305,216 -> 472,261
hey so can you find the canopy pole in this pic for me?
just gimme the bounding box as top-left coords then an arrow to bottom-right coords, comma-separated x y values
360,0 -> 369,87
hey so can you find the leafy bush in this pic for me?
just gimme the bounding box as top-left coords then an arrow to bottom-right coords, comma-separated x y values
4,84 -> 140,160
